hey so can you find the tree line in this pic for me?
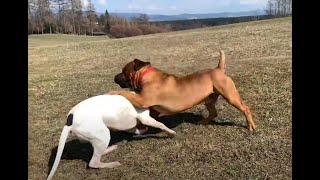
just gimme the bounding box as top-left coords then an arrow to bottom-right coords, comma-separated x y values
265,0 -> 292,16
28,0 -> 168,37
28,0 -> 291,38
29,0 -> 88,34
153,15 -> 276,31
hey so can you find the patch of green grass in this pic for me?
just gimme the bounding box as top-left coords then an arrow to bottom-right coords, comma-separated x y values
28,17 -> 291,180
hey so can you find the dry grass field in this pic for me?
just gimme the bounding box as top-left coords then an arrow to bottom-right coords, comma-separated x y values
28,17 -> 292,179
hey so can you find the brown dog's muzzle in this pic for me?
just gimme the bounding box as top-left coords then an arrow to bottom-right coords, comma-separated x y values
114,73 -> 132,88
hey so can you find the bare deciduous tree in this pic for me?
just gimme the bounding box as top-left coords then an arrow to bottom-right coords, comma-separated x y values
132,14 -> 149,24
51,0 -> 68,33
28,0 -> 37,34
266,0 -> 291,16
42,0 -> 53,34
68,0 -> 82,34
86,0 -> 97,36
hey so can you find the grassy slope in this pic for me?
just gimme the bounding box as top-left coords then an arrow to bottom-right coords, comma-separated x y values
28,34 -> 110,47
28,17 -> 292,180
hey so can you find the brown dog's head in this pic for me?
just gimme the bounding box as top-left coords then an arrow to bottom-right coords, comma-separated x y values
114,59 -> 151,90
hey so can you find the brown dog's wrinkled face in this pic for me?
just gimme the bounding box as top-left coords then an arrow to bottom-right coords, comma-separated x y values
114,62 -> 134,88
114,59 -> 150,89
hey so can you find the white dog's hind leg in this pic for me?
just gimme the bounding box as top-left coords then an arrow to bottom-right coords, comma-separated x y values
88,126 -> 121,169
89,150 -> 121,169
103,145 -> 118,154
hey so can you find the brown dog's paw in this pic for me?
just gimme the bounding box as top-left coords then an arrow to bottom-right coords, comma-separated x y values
107,91 -> 118,95
248,124 -> 257,131
198,119 -> 211,125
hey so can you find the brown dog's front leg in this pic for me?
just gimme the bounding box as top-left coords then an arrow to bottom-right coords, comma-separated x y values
108,91 -> 151,109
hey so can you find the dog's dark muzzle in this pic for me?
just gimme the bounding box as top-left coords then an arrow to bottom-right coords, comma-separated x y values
114,73 -> 132,88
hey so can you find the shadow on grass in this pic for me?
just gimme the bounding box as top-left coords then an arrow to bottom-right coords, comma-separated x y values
47,112 -> 246,174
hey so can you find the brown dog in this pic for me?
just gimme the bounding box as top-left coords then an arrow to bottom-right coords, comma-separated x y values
109,50 -> 256,131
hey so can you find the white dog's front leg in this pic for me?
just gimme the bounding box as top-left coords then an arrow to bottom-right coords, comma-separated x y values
137,113 -> 176,137
125,127 -> 149,135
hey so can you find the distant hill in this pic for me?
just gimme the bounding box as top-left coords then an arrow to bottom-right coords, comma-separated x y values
151,15 -> 275,31
97,10 -> 266,22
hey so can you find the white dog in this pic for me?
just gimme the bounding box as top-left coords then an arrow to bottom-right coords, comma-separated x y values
47,94 -> 176,180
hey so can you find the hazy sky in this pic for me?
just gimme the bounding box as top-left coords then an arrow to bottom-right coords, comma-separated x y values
83,0 -> 268,15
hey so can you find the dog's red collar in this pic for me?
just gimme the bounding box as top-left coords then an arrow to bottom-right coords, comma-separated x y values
140,65 -> 153,82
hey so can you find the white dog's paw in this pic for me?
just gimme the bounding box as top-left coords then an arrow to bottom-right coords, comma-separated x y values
98,161 -> 121,168
108,161 -> 121,168
110,145 -> 118,150
89,161 -> 121,169
167,130 -> 177,138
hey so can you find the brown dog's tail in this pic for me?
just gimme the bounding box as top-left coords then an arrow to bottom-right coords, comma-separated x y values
217,49 -> 226,71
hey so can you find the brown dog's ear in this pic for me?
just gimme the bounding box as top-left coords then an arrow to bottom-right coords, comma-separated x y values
133,59 -> 150,71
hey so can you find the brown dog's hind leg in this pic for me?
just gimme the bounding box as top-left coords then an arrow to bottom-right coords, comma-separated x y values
199,93 -> 219,125
217,77 -> 256,131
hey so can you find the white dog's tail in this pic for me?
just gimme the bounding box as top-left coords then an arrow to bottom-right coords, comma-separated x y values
47,114 -> 73,180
